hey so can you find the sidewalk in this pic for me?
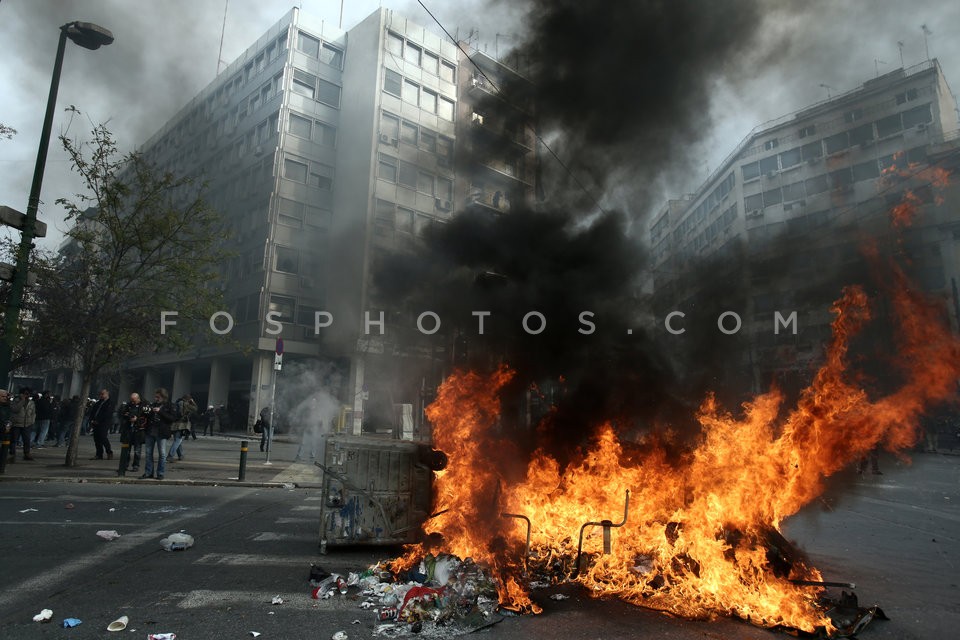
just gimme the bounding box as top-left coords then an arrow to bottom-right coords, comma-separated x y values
0,432 -> 326,488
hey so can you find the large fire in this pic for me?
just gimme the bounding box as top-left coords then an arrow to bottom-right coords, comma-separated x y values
393,186 -> 960,634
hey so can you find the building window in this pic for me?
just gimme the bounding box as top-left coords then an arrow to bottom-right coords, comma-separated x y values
284,158 -> 308,183
418,171 -> 435,195
896,88 -> 919,104
744,193 -> 763,211
421,89 -> 438,114
278,197 -> 304,226
321,44 -> 344,69
398,160 -> 418,189
297,32 -> 321,58
761,187 -> 782,207
268,295 -> 295,323
437,176 -> 453,201
275,246 -> 300,274
315,121 -> 337,147
801,140 -> 822,161
402,79 -> 419,105
848,123 -> 874,146
420,129 -> 436,152
824,131 -> 849,154
310,163 -> 334,190
742,161 -> 760,181
798,125 -> 816,138
423,51 -> 439,75
902,103 -> 933,128
305,205 -> 332,229
438,96 -> 455,121
852,160 -> 880,182
384,69 -> 402,97
292,69 -> 317,99
288,113 -> 312,139
386,32 -> 404,57
763,139 -> 779,151
440,61 -> 455,83
378,154 -> 398,182
804,174 -> 829,195
779,147 -> 801,169
843,108 -> 863,123
401,121 -> 418,145
782,180 -> 805,201
317,79 -> 341,108
876,113 -> 902,138
404,42 -> 422,66
374,199 -> 395,236
759,155 -> 779,175
380,112 -> 400,139
437,136 -> 453,162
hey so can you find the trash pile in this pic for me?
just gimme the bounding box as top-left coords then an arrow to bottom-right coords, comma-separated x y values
309,554 -> 504,637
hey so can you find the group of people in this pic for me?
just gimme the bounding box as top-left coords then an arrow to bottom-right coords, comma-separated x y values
112,389 -> 201,479
0,388 -> 88,461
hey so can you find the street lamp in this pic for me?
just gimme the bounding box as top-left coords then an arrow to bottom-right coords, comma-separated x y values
0,22 -> 113,389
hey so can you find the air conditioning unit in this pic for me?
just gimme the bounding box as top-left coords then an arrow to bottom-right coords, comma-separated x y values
254,145 -> 265,155
765,171 -> 778,179
390,137 -> 399,146
746,209 -> 763,219
379,133 -> 390,144
434,198 -> 452,211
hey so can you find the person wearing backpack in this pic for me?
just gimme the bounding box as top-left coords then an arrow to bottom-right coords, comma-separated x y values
167,393 -> 197,462
9,387 -> 37,461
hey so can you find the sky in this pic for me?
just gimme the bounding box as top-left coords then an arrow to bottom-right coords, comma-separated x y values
2,0 -> 960,251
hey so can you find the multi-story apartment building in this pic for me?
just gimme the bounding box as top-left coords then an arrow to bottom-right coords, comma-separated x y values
649,60 -> 960,393
44,7 -> 538,435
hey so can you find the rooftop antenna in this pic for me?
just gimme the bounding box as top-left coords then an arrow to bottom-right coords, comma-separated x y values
339,0 -> 344,29
897,40 -> 905,67
216,0 -> 229,76
921,24 -> 932,60
819,83 -> 834,99
874,58 -> 887,78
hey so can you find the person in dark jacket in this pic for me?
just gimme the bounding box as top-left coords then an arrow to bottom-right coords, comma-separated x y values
0,390 -> 12,455
32,391 -> 54,448
88,388 -> 116,460
141,388 -> 177,480
9,388 -> 36,461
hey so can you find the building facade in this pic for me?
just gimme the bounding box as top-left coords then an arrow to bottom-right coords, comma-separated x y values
45,7 -> 537,435
649,60 -> 960,393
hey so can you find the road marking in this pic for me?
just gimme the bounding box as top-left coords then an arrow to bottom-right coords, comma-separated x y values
170,589 -> 354,610
251,532 -> 317,542
275,517 -> 316,524
0,491 -> 249,610
194,553 -> 322,566
292,505 -> 323,512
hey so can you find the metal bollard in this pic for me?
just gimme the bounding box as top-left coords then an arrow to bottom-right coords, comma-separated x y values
238,440 -> 248,482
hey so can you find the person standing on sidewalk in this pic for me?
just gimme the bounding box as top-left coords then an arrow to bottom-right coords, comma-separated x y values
1,390 -> 12,456
32,391 -> 53,449
167,393 -> 197,463
122,393 -> 149,471
141,388 -> 176,480
9,388 -> 36,461
88,389 -> 115,460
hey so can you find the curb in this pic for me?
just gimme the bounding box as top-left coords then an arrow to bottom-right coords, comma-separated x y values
0,476 -> 300,489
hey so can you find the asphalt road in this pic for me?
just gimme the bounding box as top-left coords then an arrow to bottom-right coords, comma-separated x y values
0,451 -> 956,640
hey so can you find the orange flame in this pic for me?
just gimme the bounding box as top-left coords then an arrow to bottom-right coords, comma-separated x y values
408,183 -> 960,633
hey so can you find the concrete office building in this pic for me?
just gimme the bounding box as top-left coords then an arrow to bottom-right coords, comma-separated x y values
44,7 -> 538,434
649,60 -> 960,392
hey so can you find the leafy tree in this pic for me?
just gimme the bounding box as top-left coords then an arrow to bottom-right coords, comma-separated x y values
40,122 -> 231,467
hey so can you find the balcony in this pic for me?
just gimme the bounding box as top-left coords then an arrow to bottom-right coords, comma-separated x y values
466,187 -> 511,213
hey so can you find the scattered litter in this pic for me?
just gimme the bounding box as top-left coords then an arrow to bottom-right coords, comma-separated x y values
19,508 -> 38,514
359,601 -> 375,610
309,564 -> 330,585
64,503 -> 74,510
332,632 -> 348,640
250,633 -> 261,638
549,594 -> 570,601
62,618 -> 82,628
109,508 -> 116,512
271,596 -> 284,605
282,483 -> 295,489
96,530 -> 122,541
32,609 -> 52,623
146,634 -> 176,640
106,615 -> 128,632
267,611 -> 275,615
352,620 -> 361,625
160,533 -> 194,551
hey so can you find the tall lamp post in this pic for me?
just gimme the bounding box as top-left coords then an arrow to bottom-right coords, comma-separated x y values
0,21 -> 113,389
